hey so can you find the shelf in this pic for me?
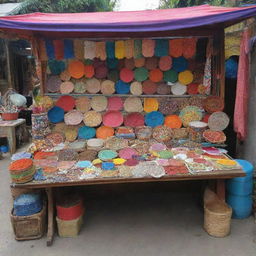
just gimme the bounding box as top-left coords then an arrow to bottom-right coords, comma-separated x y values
45,93 -> 207,98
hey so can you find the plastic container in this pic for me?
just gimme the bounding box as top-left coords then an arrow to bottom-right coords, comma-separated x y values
56,214 -> 83,237
227,194 -> 252,219
232,159 -> 254,182
0,145 -> 8,153
56,200 -> 84,221
227,179 -> 253,196
1,112 -> 19,121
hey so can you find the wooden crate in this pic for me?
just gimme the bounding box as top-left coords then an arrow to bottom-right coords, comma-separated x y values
10,201 -> 46,241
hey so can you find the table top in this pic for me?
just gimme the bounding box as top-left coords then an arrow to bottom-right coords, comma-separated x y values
0,118 -> 25,127
11,168 -> 245,189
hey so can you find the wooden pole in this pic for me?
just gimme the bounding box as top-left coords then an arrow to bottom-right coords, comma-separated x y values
5,39 -> 13,89
213,29 -> 225,98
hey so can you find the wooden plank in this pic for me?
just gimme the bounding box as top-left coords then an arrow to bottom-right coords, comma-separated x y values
213,28 -> 225,97
7,127 -> 16,154
216,179 -> 226,201
4,39 -> 13,89
219,29 -> 225,98
46,188 -> 54,247
0,119 -> 25,127
11,169 -> 245,189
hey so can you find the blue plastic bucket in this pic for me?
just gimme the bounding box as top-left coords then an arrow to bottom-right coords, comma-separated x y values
227,194 -> 252,219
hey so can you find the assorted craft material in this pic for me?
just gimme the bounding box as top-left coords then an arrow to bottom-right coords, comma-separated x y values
44,38 -> 210,96
11,36 -> 238,187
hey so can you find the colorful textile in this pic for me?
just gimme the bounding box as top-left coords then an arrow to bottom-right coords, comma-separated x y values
155,39 -> 168,57
38,39 -> 48,61
142,39 -> 155,57
172,57 -> 188,72
48,60 -> 65,75
134,39 -> 143,59
145,111 -> 164,127
73,39 -> 84,59
106,41 -> 115,59
203,39 -> 212,95
183,38 -> 197,59
124,40 -> 134,58
84,41 -> 96,59
53,40 -> 64,60
115,40 -> 125,59
96,41 -> 106,60
45,39 -> 55,59
234,29 -> 250,141
1,6 -> 256,33
169,39 -> 183,57
115,80 -> 130,94
107,58 -> 118,69
64,39 -> 74,59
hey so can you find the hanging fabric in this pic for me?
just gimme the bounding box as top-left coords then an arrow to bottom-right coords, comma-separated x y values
142,39 -> 155,57
203,39 -> 213,95
125,40 -> 134,59
134,39 -> 143,59
38,39 -> 48,61
234,29 -> 250,141
74,39 -> 84,60
96,41 -> 106,60
169,39 -> 183,58
183,37 -> 197,59
115,40 -> 125,59
106,41 -> 115,59
45,39 -> 55,59
155,39 -> 168,57
53,40 -> 64,60
64,39 -> 74,59
84,40 -> 96,60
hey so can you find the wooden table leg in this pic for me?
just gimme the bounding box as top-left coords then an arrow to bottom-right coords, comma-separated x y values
46,188 -> 54,246
216,179 -> 225,201
7,127 -> 16,154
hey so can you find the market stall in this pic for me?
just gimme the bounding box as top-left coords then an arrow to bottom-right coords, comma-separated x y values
1,4 -> 256,245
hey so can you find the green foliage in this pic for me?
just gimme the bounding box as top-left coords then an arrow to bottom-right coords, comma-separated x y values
10,0 -> 117,14
159,0 -> 255,8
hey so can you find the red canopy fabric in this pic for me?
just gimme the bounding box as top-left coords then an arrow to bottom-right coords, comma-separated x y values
0,5 -> 255,36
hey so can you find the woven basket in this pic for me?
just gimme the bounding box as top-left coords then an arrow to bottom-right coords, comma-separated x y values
56,214 -> 83,237
10,201 -> 46,241
204,201 -> 232,238
10,188 -> 40,200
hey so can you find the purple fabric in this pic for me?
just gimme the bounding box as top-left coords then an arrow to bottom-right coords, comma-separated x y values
0,5 -> 256,33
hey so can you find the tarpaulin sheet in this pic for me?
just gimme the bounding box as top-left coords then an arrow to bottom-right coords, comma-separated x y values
0,5 -> 256,33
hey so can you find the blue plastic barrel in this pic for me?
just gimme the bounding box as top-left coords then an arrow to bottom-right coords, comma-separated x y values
227,194 -> 252,219
232,159 -> 254,181
227,159 -> 254,196
227,179 -> 253,196
226,159 -> 254,219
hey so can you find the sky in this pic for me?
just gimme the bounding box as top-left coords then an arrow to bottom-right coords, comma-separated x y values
116,0 -> 160,11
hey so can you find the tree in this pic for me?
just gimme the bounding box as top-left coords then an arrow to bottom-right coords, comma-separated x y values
159,0 -> 255,8
10,0 -> 117,15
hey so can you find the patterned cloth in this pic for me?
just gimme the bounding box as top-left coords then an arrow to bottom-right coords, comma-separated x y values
203,39 -> 212,95
234,29 -> 250,141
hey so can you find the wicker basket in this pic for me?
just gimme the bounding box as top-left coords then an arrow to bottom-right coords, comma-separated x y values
56,214 -> 83,237
204,201 -> 232,238
10,188 -> 40,200
10,201 -> 46,241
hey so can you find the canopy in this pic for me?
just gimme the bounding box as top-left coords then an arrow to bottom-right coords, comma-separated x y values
0,5 -> 255,38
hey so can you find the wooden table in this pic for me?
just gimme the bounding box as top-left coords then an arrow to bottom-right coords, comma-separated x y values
12,167 -> 245,246
0,119 -> 26,154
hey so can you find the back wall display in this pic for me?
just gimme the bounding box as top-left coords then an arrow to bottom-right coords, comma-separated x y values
41,37 -> 211,96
